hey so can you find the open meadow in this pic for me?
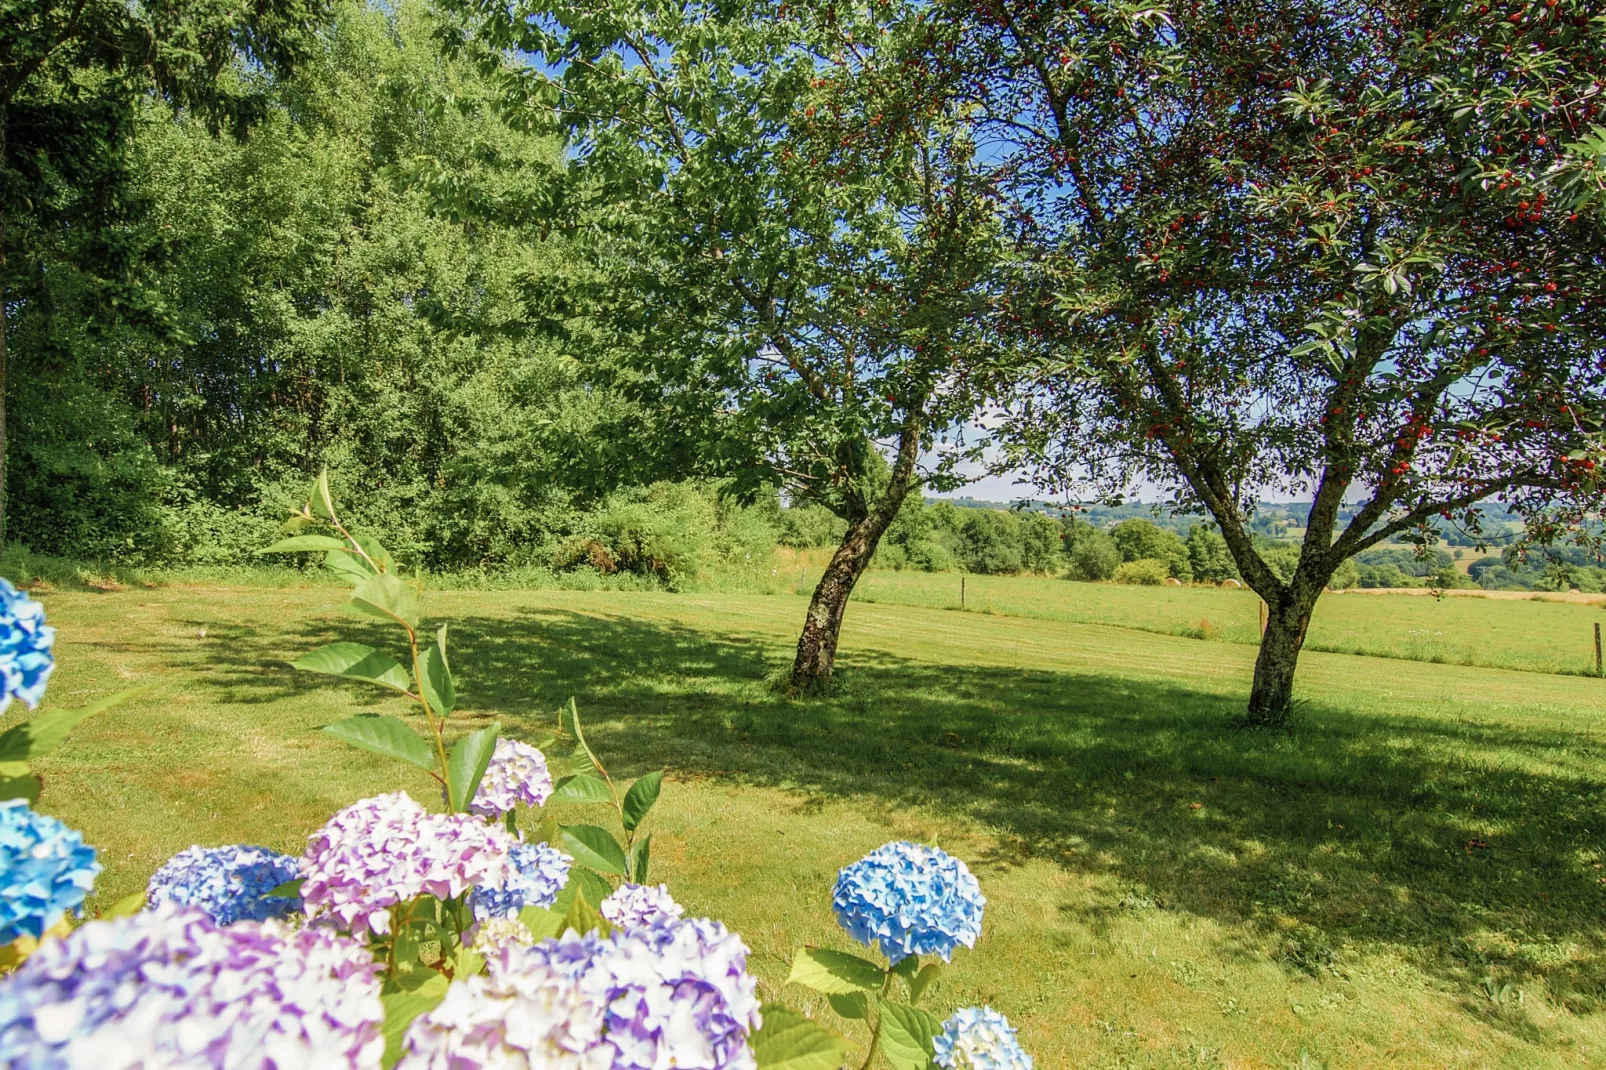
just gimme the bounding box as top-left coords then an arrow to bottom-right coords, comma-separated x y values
30,574 -> 1606,1068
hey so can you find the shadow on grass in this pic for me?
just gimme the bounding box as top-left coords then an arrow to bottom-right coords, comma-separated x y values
174,602 -> 1606,1019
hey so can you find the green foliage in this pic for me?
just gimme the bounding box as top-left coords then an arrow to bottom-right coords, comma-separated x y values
1186,525 -> 1239,584
1110,520 -> 1193,582
1068,529 -> 1121,582
0,688 -> 145,802
1113,559 -> 1171,586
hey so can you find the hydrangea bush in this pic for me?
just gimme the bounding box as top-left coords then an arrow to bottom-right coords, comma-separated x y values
0,475 -> 1034,1070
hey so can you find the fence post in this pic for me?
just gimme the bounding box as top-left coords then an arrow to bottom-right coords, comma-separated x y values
1259,600 -> 1268,636
1595,622 -> 1602,678
961,575 -> 966,611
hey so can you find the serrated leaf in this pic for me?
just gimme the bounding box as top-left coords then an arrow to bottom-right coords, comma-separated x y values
788,948 -> 885,995
751,1004 -> 846,1070
621,770 -> 662,832
0,686 -> 147,763
519,905 -> 565,942
564,884 -> 610,935
381,972 -> 448,1068
826,991 -> 871,1020
322,716 -> 436,771
266,879 -> 305,899
420,631 -> 454,718
293,643 -> 411,692
447,724 -> 500,813
627,833 -> 651,884
551,774 -> 612,804
569,865 -> 614,909
259,534 -> 349,554
559,824 -> 627,874
352,573 -> 420,629
877,1001 -> 940,1070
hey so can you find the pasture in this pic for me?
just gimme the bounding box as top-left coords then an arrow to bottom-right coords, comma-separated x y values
32,576 -> 1606,1068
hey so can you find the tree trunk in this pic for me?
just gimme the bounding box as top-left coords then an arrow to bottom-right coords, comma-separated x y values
788,512 -> 894,694
1245,584 -> 1322,726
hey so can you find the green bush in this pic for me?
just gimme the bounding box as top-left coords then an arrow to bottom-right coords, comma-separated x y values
956,510 -> 1023,574
1113,558 -> 1171,585
1185,525 -> 1238,583
1110,518 -> 1192,581
1068,530 -> 1120,581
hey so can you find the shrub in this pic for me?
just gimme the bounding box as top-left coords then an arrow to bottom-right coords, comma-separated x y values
1185,524 -> 1238,584
1110,519 -> 1192,581
1113,558 -> 1170,585
1068,530 -> 1120,580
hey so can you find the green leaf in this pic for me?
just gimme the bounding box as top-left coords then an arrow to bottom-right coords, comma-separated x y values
420,648 -> 454,719
559,824 -> 627,874
452,946 -> 486,978
877,1001 -> 940,1070
787,948 -> 885,995
751,1004 -> 846,1070
292,643 -> 411,692
826,991 -> 871,1020
551,774 -> 612,804
324,549 -> 375,584
0,686 -> 148,764
564,884 -> 610,935
909,962 -> 942,1004
627,833 -> 651,884
891,955 -> 920,982
322,716 -> 436,771
353,534 -> 396,573
447,724 -> 500,813
103,891 -> 146,918
0,775 -> 40,803
265,879 -> 305,899
569,865 -> 615,909
621,770 -> 663,832
309,469 -> 337,520
380,972 -> 448,1068
519,905 -> 566,942
259,534 -> 349,554
351,573 -> 420,629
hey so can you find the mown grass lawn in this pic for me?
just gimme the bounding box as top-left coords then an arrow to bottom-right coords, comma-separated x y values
27,579 -> 1606,1068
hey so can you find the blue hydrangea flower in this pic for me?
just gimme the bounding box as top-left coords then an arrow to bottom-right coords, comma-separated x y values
0,799 -> 99,944
146,844 -> 302,925
933,1007 -> 1033,1070
0,579 -> 54,713
472,840 -> 572,921
832,841 -> 985,964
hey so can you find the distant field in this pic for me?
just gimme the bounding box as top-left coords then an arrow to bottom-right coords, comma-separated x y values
30,583 -> 1606,1068
804,568 -> 1606,677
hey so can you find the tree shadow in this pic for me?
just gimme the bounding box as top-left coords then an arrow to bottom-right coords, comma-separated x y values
170,601 -> 1606,1019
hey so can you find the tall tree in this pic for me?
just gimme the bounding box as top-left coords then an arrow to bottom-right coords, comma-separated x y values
0,0 -> 328,543
953,0 -> 1606,723
443,0 -> 1009,692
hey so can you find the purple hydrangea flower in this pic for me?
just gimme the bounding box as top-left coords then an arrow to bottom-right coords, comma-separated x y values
147,844 -> 302,925
933,1006 -> 1033,1070
0,579 -> 54,713
0,907 -> 384,1068
470,739 -> 554,818
600,883 -> 683,931
399,916 -> 761,1070
471,840 -> 571,921
832,841 -> 985,964
301,792 -> 515,936
0,799 -> 99,944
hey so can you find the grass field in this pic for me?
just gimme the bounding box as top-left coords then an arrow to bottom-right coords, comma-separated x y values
26,577 -> 1606,1068
817,569 -> 1606,678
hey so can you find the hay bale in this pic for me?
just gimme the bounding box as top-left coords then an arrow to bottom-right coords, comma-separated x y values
1164,577 -> 1183,587
1221,578 -> 1242,589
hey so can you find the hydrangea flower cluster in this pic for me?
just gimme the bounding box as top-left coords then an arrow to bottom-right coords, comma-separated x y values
400,916 -> 761,1070
470,739 -> 553,818
0,907 -> 384,1068
301,791 -> 514,935
146,844 -> 302,925
0,579 -> 54,713
0,800 -> 99,944
600,882 -> 684,931
832,841 -> 985,964
933,1007 -> 1033,1070
471,840 -> 571,921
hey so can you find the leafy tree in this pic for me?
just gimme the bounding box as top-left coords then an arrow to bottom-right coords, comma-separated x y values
443,0 -> 1010,692
0,0 -> 330,543
1109,518 -> 1192,581
1067,528 -> 1120,581
1186,524 -> 1239,584
957,0 -> 1606,723
1018,511 -> 1065,573
957,510 -> 1024,574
